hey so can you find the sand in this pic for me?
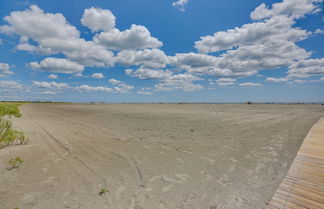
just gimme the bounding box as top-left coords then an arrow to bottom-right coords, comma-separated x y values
0,104 -> 323,209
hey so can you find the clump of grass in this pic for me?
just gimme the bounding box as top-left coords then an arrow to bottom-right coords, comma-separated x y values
0,103 -> 27,148
0,117 -> 27,148
7,157 -> 24,170
0,103 -> 22,118
98,188 -> 109,196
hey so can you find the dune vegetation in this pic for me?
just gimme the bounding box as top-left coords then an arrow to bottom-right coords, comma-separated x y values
0,103 -> 27,148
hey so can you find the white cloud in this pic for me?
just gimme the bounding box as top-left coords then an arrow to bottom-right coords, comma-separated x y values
29,57 -> 84,74
16,42 -> 54,55
108,78 -> 134,93
172,39 -> 310,77
0,62 -> 13,75
266,77 -> 289,82
0,5 -> 79,40
291,79 -> 306,83
76,85 -> 113,93
137,91 -> 153,95
76,79 -> 134,94
38,91 -> 57,95
116,48 -> 169,68
239,82 -> 262,87
91,73 -> 104,79
250,0 -> 323,21
32,81 -> 70,89
315,29 -> 324,34
48,74 -> 58,79
95,24 -> 162,50
81,7 -> 115,32
0,80 -> 22,89
321,77 -> 324,81
216,78 -> 236,82
190,0 -> 321,82
0,5 -> 114,67
288,58 -> 324,78
155,73 -> 203,92
169,52 -> 218,73
108,78 -> 122,85
195,15 -> 309,53
172,0 -> 189,12
126,67 -> 173,80
215,78 -> 236,86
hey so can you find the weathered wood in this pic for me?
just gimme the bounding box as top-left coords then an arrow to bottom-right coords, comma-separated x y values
267,118 -> 324,209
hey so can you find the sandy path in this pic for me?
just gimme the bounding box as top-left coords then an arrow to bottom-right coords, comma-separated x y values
0,104 -> 323,209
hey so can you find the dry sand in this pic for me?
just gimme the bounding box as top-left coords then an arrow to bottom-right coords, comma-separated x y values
0,104 -> 323,209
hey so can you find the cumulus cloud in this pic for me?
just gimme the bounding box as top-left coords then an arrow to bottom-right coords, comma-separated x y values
250,0 -> 323,21
32,81 -> 70,89
126,67 -> 173,80
108,78 -> 122,85
38,91 -> 57,95
0,5 -> 114,67
48,74 -> 58,79
266,77 -> 289,82
172,0 -> 189,12
0,80 -> 22,89
29,58 -> 84,74
116,48 -> 169,68
76,85 -> 113,93
76,79 -> 134,94
81,7 -> 115,32
185,0 -> 323,81
288,58 -> 324,78
169,52 -> 218,73
137,90 -> 153,95
315,29 -> 324,34
215,78 -> 236,86
154,73 -> 203,92
91,73 -> 104,79
239,82 -> 262,87
95,24 -> 163,50
0,62 -> 13,75
195,15 -> 309,53
108,78 -> 134,93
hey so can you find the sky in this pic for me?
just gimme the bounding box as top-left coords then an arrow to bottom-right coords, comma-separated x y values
0,0 -> 324,103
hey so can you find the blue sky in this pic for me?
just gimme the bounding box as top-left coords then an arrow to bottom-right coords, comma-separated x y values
0,0 -> 323,102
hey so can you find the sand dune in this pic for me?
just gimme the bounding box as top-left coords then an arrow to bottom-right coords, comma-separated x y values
0,104 -> 323,209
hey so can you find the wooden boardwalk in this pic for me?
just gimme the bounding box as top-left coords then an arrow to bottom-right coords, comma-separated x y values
267,118 -> 324,209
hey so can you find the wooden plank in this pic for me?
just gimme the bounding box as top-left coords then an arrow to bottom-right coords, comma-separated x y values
267,118 -> 324,209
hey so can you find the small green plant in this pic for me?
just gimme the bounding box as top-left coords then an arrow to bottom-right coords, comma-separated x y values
0,103 -> 27,149
7,157 -> 24,170
98,188 -> 109,196
0,117 -> 27,148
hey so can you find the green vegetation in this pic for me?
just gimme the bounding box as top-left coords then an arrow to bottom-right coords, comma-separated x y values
98,188 -> 109,196
7,157 -> 24,170
0,103 -> 27,148
0,103 -> 22,117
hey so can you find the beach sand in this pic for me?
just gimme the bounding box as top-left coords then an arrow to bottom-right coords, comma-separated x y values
1,104 -> 323,209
